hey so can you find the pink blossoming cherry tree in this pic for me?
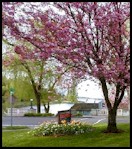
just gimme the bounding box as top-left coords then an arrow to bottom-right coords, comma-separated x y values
2,2 -> 130,133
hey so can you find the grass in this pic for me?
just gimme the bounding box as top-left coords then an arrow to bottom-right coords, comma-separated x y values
2,123 -> 130,147
3,126 -> 30,130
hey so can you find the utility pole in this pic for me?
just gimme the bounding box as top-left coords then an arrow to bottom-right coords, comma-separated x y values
10,88 -> 14,127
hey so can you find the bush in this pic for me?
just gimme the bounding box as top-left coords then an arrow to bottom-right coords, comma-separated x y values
72,113 -> 83,117
24,113 -> 54,117
28,120 -> 94,136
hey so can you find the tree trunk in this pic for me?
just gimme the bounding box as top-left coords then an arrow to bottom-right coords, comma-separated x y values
35,93 -> 41,113
127,87 -> 130,115
106,108 -> 118,133
99,77 -> 122,133
43,102 -> 50,113
22,63 -> 41,113
36,97 -> 41,113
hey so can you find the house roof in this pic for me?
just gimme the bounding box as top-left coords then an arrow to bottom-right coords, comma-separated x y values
70,103 -> 99,111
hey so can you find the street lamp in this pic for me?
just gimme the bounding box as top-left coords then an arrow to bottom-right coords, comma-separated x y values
30,99 -> 33,109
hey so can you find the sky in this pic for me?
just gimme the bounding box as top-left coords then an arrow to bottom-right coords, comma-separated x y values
77,80 -> 104,98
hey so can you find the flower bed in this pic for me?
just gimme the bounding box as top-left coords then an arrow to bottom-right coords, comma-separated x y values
28,120 -> 94,136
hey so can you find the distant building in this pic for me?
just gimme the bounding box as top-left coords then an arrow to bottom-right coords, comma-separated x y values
70,103 -> 99,115
70,97 -> 105,115
77,97 -> 104,109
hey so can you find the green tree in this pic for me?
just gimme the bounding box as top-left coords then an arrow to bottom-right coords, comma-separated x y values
3,40 -> 71,113
66,79 -> 78,103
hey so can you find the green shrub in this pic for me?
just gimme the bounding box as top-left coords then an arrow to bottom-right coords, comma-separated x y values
72,113 -> 83,117
24,113 -> 54,117
28,120 -> 94,136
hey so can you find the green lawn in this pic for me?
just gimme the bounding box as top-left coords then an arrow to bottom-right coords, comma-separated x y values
2,123 -> 130,147
3,126 -> 30,130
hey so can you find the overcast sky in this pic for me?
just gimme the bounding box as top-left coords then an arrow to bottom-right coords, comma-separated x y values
77,80 -> 104,98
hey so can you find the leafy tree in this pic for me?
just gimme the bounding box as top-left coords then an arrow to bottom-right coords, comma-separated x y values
2,40 -> 72,113
66,78 -> 78,103
2,76 -> 9,103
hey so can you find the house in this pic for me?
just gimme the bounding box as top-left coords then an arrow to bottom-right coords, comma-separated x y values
70,103 -> 99,115
70,97 -> 105,115
77,97 -> 104,108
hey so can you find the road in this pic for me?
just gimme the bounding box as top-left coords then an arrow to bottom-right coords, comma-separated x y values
2,115 -> 130,128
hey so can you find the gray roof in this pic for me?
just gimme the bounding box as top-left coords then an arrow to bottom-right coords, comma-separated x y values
70,103 -> 99,111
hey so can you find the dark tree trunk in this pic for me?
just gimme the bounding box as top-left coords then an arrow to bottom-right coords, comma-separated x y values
22,62 -> 42,113
43,102 -> 50,113
34,93 -> 41,113
99,77 -> 125,133
106,108 -> 118,133
36,96 -> 41,113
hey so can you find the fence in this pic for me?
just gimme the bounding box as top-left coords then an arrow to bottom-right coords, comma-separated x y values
90,109 -> 129,116
4,108 -> 37,116
4,108 -> 129,117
